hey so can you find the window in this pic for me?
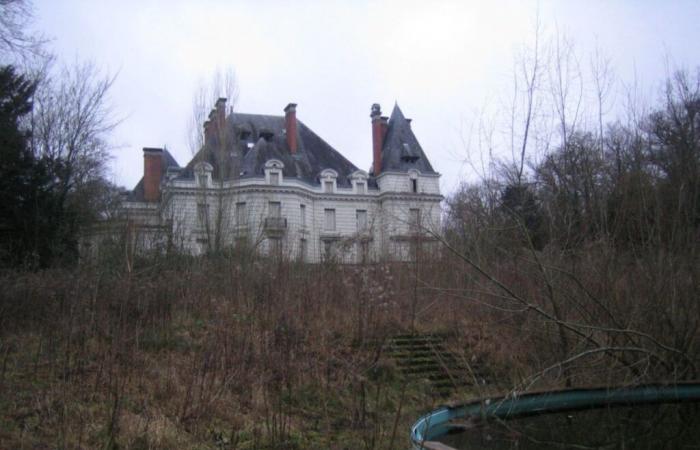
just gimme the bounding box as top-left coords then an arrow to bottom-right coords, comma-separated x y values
324,208 -> 336,231
299,239 -> 307,262
411,179 -> 418,193
269,238 -> 282,257
197,203 -> 209,227
197,173 -> 208,188
235,202 -> 247,225
323,240 -> 333,260
270,172 -> 280,185
356,182 -> 366,194
300,204 -> 306,228
356,209 -> 367,232
324,180 -> 334,193
409,208 -> 421,232
269,201 -> 281,217
358,241 -> 369,264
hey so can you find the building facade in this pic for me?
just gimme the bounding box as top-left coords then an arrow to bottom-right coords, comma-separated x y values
119,101 -> 442,262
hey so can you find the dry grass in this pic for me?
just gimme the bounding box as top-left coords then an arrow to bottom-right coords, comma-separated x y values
0,244 -> 696,449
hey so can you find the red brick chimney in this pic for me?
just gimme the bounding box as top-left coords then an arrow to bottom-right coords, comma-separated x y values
371,104 -> 386,175
143,147 -> 163,202
284,103 -> 298,154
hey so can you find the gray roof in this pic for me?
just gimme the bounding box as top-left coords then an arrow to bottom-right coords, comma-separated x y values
127,149 -> 181,201
378,104 -> 436,175
128,104 -> 436,201
178,112 -> 360,187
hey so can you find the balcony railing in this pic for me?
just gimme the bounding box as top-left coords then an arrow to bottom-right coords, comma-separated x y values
264,216 -> 287,231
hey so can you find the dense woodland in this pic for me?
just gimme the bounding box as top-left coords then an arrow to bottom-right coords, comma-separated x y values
1,1 -> 698,449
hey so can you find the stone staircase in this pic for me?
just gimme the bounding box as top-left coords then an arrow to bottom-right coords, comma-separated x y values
386,333 -> 488,397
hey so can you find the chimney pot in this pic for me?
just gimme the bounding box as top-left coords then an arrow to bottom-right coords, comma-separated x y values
143,147 -> 164,202
284,103 -> 298,154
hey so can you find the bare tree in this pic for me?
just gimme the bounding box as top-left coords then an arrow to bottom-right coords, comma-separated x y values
29,60 -> 121,258
589,43 -> 616,157
0,0 -> 47,64
508,11 -> 546,186
185,67 -> 240,253
187,67 -> 239,156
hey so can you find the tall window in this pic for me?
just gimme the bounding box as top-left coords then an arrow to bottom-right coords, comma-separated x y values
270,172 -> 280,185
409,208 -> 421,232
356,182 -> 366,194
197,173 -> 208,188
300,204 -> 306,228
197,203 -> 209,227
358,241 -> 369,264
324,180 -> 334,193
323,241 -> 333,260
299,239 -> 307,262
411,178 -> 418,193
269,238 -> 282,257
324,209 -> 336,231
356,209 -> 367,232
235,202 -> 247,225
269,201 -> 281,217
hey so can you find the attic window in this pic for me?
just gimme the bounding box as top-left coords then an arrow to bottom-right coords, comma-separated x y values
411,179 -> 418,193
260,129 -> 274,141
401,143 -> 420,163
240,130 -> 251,140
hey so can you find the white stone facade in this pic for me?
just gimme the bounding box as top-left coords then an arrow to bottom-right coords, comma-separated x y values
123,165 -> 442,262
119,102 -> 443,262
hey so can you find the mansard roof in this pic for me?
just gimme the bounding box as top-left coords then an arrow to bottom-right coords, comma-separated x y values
380,104 -> 436,174
178,112 -> 359,187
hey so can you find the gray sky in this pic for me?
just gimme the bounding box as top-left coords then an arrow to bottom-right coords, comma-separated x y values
33,0 -> 700,194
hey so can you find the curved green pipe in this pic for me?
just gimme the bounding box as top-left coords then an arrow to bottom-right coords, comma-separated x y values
410,382 -> 700,449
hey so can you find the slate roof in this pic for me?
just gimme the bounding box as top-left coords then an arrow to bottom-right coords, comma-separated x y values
128,104 -> 436,201
127,149 -> 181,201
378,104 -> 436,174
178,112 -> 360,187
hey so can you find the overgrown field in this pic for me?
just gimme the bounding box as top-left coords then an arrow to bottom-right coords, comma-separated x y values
1,245 -> 697,449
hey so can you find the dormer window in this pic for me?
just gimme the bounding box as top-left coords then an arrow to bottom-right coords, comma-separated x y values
264,159 -> 285,185
411,179 -> 417,193
194,161 -> 213,188
401,143 -> 420,163
320,169 -> 338,194
350,170 -> 369,194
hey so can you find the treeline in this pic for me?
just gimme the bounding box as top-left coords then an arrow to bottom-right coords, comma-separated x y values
441,61 -> 699,385
446,70 -> 699,257
0,1 -> 120,268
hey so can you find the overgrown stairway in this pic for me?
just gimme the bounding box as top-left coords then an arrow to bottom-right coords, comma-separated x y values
386,333 -> 488,397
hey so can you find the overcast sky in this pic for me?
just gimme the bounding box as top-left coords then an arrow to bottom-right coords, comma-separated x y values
33,0 -> 700,194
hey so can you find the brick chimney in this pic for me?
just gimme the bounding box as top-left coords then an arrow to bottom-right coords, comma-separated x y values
143,147 -> 163,202
203,120 -> 211,146
371,104 -> 387,175
215,97 -> 227,127
284,103 -> 298,154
